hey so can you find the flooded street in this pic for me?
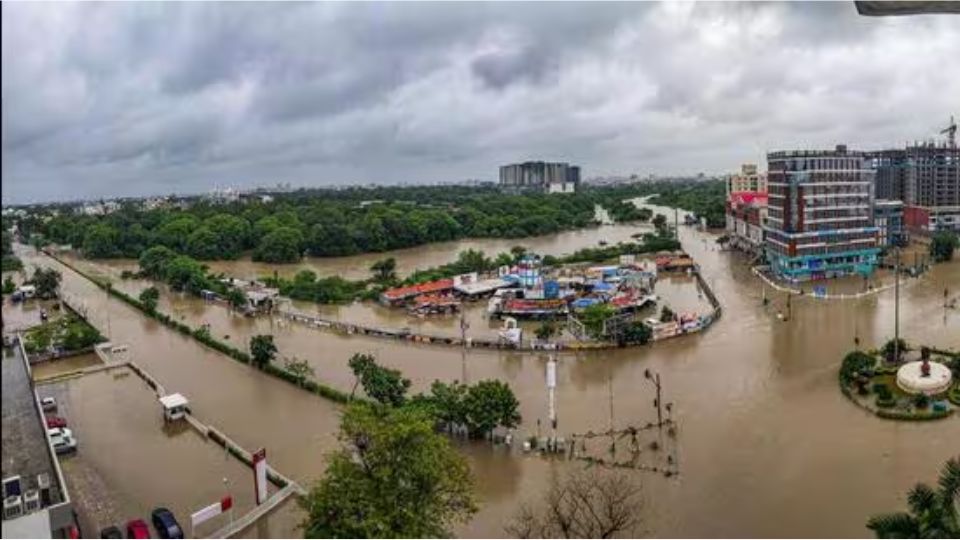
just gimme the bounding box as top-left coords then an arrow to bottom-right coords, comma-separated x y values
14,200 -> 959,537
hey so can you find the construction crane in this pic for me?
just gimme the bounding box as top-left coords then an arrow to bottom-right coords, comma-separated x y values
940,115 -> 957,148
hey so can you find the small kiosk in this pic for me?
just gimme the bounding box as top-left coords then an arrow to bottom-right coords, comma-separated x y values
159,393 -> 189,421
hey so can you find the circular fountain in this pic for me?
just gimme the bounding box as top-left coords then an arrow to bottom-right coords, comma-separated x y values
896,359 -> 953,396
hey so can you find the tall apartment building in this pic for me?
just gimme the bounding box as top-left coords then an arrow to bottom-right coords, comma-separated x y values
867,143 -> 960,232
765,145 -> 879,282
499,161 -> 580,194
726,163 -> 767,195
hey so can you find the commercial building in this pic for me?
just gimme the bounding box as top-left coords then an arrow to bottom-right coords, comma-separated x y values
764,145 -> 880,282
873,200 -> 906,248
499,161 -> 580,194
726,164 -> 767,195
868,143 -> 960,233
725,191 -> 768,255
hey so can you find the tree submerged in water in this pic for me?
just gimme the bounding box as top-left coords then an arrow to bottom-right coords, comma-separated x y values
506,468 -> 643,538
301,402 -> 477,538
866,457 -> 959,539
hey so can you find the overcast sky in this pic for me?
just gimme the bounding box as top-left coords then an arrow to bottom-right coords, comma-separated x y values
2,2 -> 958,204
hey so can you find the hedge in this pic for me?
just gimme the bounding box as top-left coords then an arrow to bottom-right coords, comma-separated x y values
46,249 -> 353,406
875,408 -> 953,421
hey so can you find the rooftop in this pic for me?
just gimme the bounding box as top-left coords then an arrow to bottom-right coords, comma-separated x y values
2,342 -> 66,519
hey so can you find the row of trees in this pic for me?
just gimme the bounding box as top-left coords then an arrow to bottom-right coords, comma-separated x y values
2,222 -> 23,272
18,182 -> 715,265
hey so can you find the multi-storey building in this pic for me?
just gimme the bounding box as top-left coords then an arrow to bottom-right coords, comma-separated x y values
764,145 -> 880,281
868,143 -> 960,233
499,161 -> 580,193
725,191 -> 768,256
873,199 -> 905,248
726,163 -> 767,195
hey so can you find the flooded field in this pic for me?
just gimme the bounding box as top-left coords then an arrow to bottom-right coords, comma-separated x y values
40,368 -> 296,538
14,198 -> 960,537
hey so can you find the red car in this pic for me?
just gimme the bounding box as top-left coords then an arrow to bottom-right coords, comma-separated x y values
126,519 -> 150,539
46,416 -> 68,429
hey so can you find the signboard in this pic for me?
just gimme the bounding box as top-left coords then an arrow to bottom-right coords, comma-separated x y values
253,448 -> 268,505
190,496 -> 233,528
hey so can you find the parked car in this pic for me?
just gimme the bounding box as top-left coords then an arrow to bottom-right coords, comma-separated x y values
46,416 -> 68,429
126,519 -> 150,539
99,526 -> 122,539
48,427 -> 77,454
41,397 -> 57,411
151,508 -> 183,539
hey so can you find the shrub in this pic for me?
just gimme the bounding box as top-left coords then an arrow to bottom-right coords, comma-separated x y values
840,351 -> 876,385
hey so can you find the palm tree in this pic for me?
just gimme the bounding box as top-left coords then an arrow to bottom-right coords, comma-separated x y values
867,457 -> 959,538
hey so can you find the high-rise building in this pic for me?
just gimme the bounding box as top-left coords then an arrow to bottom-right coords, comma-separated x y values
868,143 -> 959,232
764,145 -> 880,282
726,163 -> 767,195
499,161 -> 580,193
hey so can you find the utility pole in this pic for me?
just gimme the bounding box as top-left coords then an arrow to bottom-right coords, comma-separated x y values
644,368 -> 663,427
894,246 -> 900,362
674,207 -> 679,239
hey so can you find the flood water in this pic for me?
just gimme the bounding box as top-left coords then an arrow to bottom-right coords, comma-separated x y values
14,199 -> 960,538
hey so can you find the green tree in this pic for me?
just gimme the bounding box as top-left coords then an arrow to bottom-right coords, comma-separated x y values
882,338 -> 909,362
652,213 -> 668,232
581,303 -> 616,339
462,380 -> 522,437
930,232 -> 958,263
347,353 -> 410,407
81,223 -> 120,258
249,334 -> 277,369
163,255 -> 209,293
30,267 -> 61,299
659,305 -> 676,323
138,245 -> 178,278
155,216 -> 199,252
2,275 -> 15,295
205,213 -> 250,258
535,321 -> 558,341
139,286 -> 160,313
186,226 -> 221,260
61,320 -> 103,351
370,257 -> 397,283
301,403 -> 477,538
253,226 -> 303,263
866,457 -> 959,538
620,321 -> 652,345
226,287 -> 247,311
425,380 -> 468,428
284,356 -> 315,387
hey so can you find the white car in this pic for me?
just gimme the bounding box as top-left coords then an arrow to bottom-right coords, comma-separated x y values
47,428 -> 77,454
41,397 -> 57,411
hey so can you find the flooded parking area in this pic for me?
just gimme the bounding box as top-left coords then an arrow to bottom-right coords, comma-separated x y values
39,368 -> 300,538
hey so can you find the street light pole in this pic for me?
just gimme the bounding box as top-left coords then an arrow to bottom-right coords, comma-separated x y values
894,246 -> 900,362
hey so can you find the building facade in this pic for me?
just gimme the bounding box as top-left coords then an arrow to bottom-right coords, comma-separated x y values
764,145 -> 880,282
873,199 -> 905,248
725,192 -> 768,255
868,143 -> 960,233
726,163 -> 767,195
499,162 -> 580,193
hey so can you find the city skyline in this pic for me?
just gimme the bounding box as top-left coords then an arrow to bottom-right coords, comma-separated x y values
3,2 -> 960,204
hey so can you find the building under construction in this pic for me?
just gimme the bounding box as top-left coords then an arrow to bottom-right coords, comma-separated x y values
867,141 -> 960,233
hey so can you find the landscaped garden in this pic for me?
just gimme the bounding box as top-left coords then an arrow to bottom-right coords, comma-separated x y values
839,339 -> 959,421
22,309 -> 105,357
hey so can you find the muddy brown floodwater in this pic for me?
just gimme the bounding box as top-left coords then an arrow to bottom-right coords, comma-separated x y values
15,200 -> 960,538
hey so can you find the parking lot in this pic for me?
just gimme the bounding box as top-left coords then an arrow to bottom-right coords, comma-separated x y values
39,368 -> 291,537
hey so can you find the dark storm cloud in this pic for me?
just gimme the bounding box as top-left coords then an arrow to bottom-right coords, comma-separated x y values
2,1 -> 958,204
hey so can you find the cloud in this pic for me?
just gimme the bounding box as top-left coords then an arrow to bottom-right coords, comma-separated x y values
2,1 -> 958,203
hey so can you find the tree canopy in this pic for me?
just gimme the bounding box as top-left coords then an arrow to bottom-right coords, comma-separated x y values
301,402 -> 477,538
867,457 -> 959,538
